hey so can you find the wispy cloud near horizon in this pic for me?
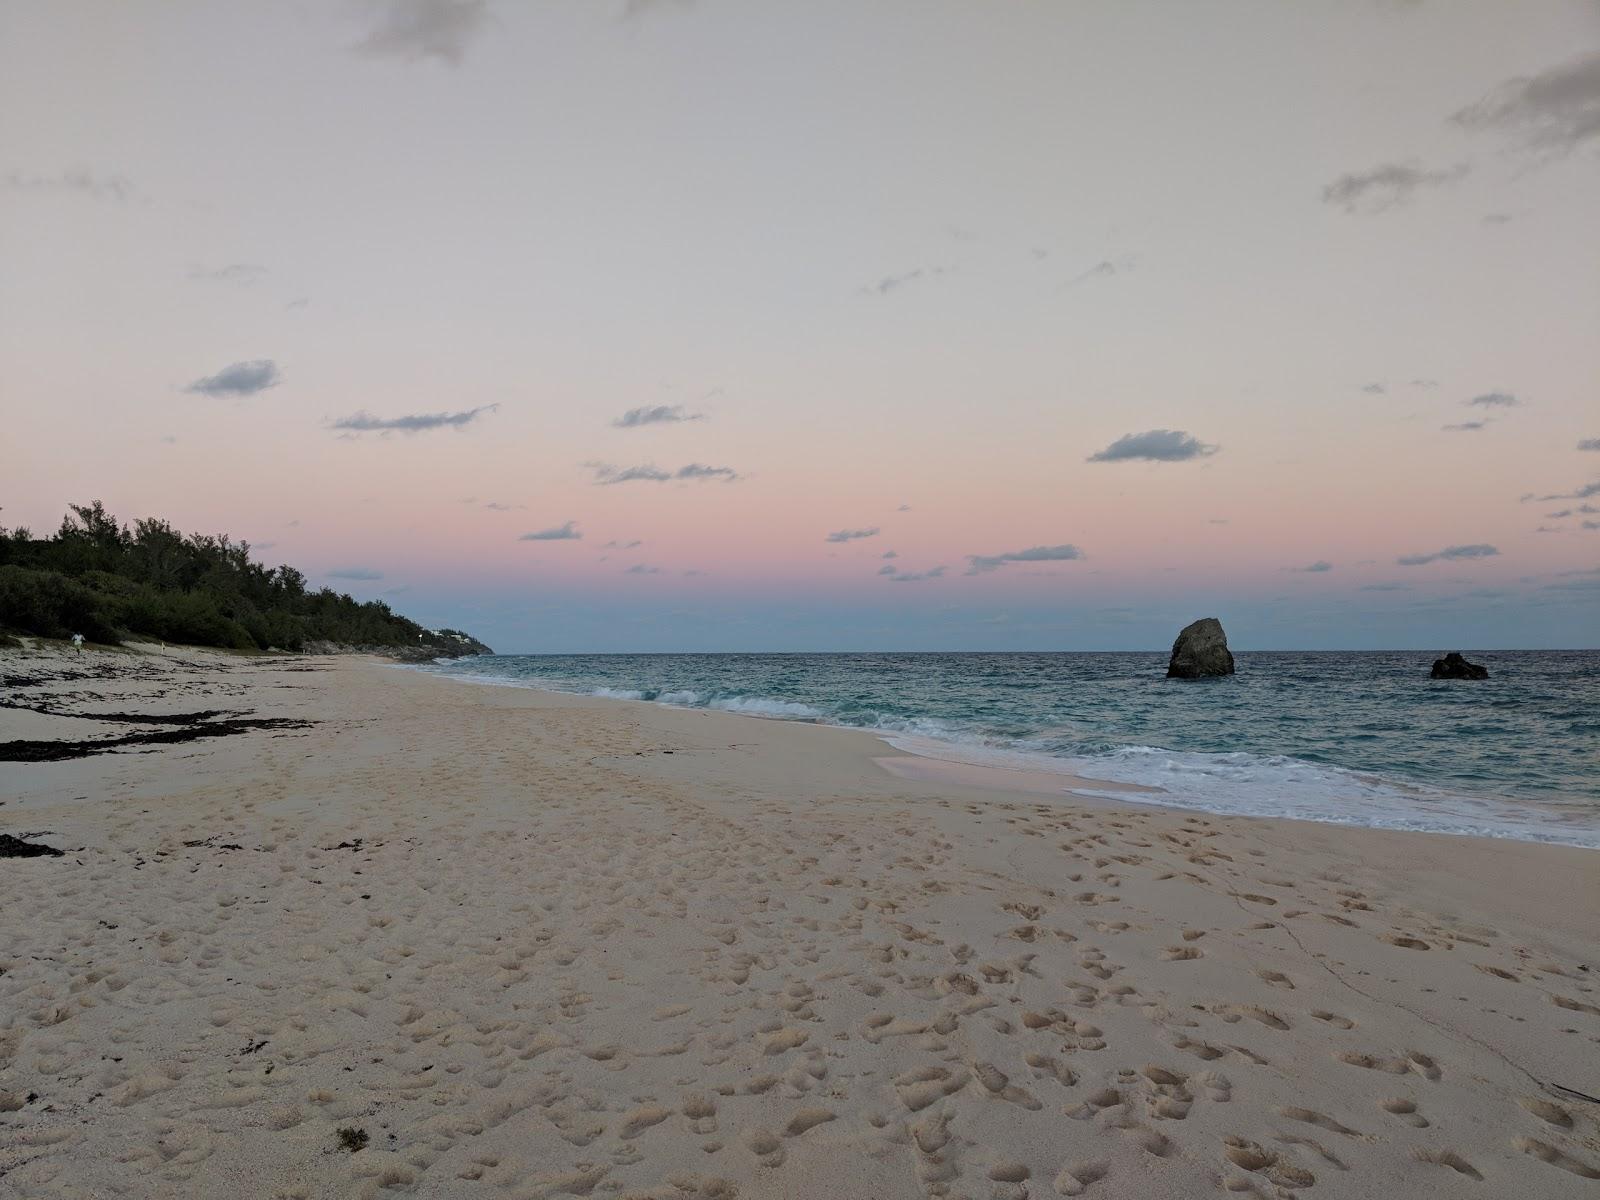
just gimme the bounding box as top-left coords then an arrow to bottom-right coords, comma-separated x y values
1322,161 -> 1468,213
185,360 -> 282,397
881,564 -> 946,582
612,405 -> 705,428
3,167 -> 136,203
331,404 -> 498,434
354,0 -> 490,65
1088,430 -> 1217,463
967,544 -> 1084,574
589,462 -> 740,485
1396,543 -> 1499,566
825,527 -> 879,543
1453,51 -> 1600,156
519,521 -> 581,541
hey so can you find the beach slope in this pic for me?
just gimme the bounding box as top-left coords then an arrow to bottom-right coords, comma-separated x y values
2,645 -> 1597,1198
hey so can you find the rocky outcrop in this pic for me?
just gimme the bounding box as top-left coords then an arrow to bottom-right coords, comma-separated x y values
1430,652 -> 1488,680
1167,617 -> 1236,679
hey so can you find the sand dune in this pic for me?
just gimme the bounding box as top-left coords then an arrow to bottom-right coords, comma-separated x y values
2,644 -> 1597,1198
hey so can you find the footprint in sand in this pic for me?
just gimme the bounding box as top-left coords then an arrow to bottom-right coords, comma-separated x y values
1516,1138 -> 1600,1179
1054,1161 -> 1108,1196
1222,1137 -> 1316,1189
1517,1098 -> 1572,1128
1413,1148 -> 1483,1180
1280,1106 -> 1359,1136
1380,1097 -> 1429,1127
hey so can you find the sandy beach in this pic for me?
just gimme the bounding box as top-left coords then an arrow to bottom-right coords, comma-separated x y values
2,643 -> 1598,1199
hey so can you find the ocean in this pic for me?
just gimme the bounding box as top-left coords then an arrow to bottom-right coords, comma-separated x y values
411,650 -> 1600,849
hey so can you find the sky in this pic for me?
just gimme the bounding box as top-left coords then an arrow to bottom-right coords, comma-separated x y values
2,0 -> 1598,652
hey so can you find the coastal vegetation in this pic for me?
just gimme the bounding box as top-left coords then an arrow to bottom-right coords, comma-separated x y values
0,501 -> 483,654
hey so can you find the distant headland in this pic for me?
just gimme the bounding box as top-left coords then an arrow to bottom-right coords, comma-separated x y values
0,501 -> 490,660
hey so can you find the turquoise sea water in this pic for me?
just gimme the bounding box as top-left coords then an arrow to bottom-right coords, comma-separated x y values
413,651 -> 1600,848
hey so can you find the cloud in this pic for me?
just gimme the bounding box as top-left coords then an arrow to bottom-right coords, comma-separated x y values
1088,429 -> 1217,463
966,544 -> 1084,575
332,404 -> 496,434
3,167 -> 135,203
1321,161 -> 1468,213
613,404 -> 705,428
1396,543 -> 1500,566
861,268 -> 923,296
519,521 -> 581,542
1411,378 -> 1439,389
859,267 -> 949,297
354,0 -> 490,64
589,463 -> 670,484
881,550 -> 898,559
185,359 -> 282,397
1066,256 -> 1136,287
1526,479 -> 1600,502
188,263 -> 266,285
1361,382 -> 1387,395
825,527 -> 880,544
625,563 -> 663,574
1442,420 -> 1488,432
588,461 -> 739,484
674,463 -> 739,482
1359,582 -> 1411,592
482,501 -> 523,511
1579,438 -> 1600,452
882,565 -> 946,583
1466,391 -> 1518,408
897,504 -> 912,512
1452,51 -> 1600,156
601,539 -> 643,550
327,567 -> 384,581
1294,561 -> 1334,573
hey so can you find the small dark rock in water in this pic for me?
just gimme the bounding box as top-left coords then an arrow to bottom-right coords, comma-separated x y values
0,834 -> 65,858
1430,652 -> 1489,680
1167,617 -> 1236,679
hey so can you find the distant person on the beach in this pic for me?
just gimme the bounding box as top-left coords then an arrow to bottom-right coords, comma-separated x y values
71,633 -> 84,654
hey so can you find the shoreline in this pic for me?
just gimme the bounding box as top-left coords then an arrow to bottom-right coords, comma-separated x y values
400,659 -> 1600,852
3,643 -> 1598,1197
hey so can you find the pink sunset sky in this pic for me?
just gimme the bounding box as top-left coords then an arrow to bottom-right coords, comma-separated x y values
2,0 -> 1597,651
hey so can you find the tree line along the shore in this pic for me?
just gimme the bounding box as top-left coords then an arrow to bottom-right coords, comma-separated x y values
0,501 -> 483,656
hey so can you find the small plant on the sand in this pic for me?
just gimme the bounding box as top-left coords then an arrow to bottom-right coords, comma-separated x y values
336,1126 -> 369,1153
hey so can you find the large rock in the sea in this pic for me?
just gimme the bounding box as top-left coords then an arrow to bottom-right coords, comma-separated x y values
1430,652 -> 1488,680
1167,617 -> 1235,679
